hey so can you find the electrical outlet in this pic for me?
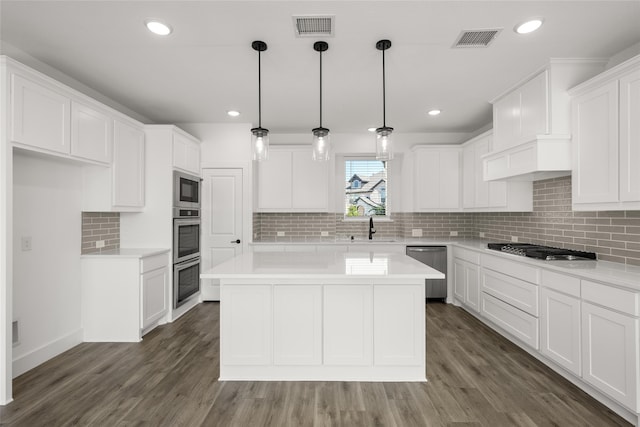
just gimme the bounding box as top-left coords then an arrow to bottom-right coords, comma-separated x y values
96,240 -> 105,248
450,231 -> 458,237
277,231 -> 285,237
411,229 -> 423,237
321,231 -> 329,237
511,235 -> 519,243
479,232 -> 485,238
21,236 -> 32,251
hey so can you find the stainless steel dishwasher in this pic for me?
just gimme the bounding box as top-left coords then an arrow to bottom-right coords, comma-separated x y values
406,246 -> 447,300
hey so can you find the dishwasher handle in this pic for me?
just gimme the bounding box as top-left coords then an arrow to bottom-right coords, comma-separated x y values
407,247 -> 446,252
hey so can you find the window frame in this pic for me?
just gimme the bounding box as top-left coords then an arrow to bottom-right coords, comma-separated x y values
343,156 -> 390,220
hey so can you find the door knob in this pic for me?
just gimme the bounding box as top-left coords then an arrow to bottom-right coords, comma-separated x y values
230,239 -> 241,244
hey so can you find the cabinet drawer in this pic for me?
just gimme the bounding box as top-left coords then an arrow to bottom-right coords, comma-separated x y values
541,270 -> 581,298
453,247 -> 480,265
582,280 -> 640,316
482,292 -> 539,349
482,268 -> 539,316
482,254 -> 539,284
140,253 -> 168,274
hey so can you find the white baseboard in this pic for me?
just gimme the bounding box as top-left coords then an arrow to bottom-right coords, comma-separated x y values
12,329 -> 83,378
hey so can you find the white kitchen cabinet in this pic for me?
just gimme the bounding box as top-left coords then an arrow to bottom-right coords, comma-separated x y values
570,55 -> 640,210
581,301 -> 638,410
452,248 -> 480,312
413,146 -> 461,211
323,285 -> 373,366
81,251 -> 169,342
481,292 -> 539,349
256,146 -> 329,212
461,130 -> 532,211
82,118 -> 145,211
10,72 -> 71,154
540,286 -> 581,376
273,285 -> 322,365
221,285 -> 272,365
173,131 -> 201,176
70,100 -> 112,164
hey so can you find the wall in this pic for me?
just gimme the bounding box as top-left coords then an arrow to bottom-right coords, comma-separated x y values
81,212 -> 120,254
12,152 -> 83,377
476,176 -> 640,266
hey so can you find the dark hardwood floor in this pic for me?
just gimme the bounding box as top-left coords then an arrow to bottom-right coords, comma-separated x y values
0,302 -> 631,426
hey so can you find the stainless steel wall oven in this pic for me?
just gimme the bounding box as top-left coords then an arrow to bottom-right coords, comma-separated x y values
173,206 -> 201,308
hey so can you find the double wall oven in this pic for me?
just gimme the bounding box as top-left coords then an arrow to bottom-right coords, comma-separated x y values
173,171 -> 201,308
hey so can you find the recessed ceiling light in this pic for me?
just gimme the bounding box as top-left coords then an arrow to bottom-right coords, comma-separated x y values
145,20 -> 172,36
367,127 -> 377,132
227,110 -> 240,117
515,18 -> 543,34
427,109 -> 441,116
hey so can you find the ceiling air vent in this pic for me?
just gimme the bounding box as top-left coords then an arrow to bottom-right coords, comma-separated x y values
293,15 -> 335,37
453,28 -> 502,48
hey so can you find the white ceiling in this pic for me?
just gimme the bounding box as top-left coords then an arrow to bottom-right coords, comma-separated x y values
1,1 -> 639,134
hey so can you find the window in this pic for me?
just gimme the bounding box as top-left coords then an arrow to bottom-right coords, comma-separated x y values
345,159 -> 388,218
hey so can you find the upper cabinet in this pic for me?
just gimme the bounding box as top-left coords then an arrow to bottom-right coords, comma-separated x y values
71,100 -> 113,164
173,131 -> 201,176
256,146 -> 329,212
484,59 -> 605,181
569,54 -> 640,211
461,130 -> 532,212
413,146 -> 461,211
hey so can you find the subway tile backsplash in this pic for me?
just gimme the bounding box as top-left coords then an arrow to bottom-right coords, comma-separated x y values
253,176 -> 640,266
81,212 -> 120,254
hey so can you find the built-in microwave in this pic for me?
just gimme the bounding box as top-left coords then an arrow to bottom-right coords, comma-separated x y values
173,171 -> 201,209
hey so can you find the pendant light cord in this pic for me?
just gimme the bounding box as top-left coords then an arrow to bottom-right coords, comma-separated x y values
319,49 -> 323,128
258,49 -> 262,129
382,48 -> 386,128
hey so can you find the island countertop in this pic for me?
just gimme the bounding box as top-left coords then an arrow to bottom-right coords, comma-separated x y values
200,250 -> 445,280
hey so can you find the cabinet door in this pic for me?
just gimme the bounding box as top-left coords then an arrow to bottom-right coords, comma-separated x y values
185,139 -> 201,176
465,263 -> 480,312
11,73 -> 70,154
519,71 -> 549,140
257,150 -> 293,210
572,81 -> 619,204
540,288 -> 581,375
453,259 -> 466,302
221,285 -> 272,365
619,69 -> 640,202
291,150 -> 328,210
374,285 -> 424,366
113,120 -> 145,207
324,285 -> 373,365
273,285 -> 322,365
415,149 -> 460,210
71,101 -> 112,164
473,138 -> 490,208
492,91 -> 519,151
581,301 -> 638,409
462,144 -> 476,208
141,267 -> 168,329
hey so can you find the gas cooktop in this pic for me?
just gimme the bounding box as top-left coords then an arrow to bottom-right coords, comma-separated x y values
487,243 -> 597,261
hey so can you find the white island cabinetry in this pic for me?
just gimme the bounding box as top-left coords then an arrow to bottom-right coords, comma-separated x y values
204,251 -> 443,381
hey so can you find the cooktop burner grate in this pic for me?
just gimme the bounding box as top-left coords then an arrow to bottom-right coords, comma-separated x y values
487,243 -> 597,261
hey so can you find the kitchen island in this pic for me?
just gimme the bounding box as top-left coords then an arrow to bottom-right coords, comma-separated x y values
201,250 -> 445,382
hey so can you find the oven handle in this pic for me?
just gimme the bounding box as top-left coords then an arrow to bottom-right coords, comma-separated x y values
175,257 -> 200,270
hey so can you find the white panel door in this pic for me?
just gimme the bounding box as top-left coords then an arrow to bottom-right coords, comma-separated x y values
11,73 -> 71,154
201,168 -> 243,301
374,285 -> 424,366
221,285 -> 272,365
581,301 -> 638,409
273,285 -> 322,365
324,285 -> 373,365
141,267 -> 168,329
70,100 -> 112,164
619,69 -> 640,202
572,81 -> 619,204
112,119 -> 145,207
540,288 -> 581,375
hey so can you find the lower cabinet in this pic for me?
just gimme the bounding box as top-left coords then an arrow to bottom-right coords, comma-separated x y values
481,292 -> 539,349
81,251 -> 169,342
453,258 -> 480,312
540,287 -> 581,375
581,301 -> 639,410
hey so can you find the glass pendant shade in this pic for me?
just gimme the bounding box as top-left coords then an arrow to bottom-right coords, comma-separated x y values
375,126 -> 394,160
251,127 -> 269,162
312,127 -> 330,161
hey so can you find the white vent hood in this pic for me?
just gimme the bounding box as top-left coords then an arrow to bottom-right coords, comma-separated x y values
483,59 -> 606,181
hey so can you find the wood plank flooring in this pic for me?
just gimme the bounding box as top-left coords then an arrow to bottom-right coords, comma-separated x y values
0,302 -> 632,426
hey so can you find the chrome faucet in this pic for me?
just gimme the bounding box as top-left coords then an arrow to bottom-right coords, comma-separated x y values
368,217 -> 376,240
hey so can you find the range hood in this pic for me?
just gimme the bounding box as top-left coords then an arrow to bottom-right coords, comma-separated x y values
482,135 -> 572,182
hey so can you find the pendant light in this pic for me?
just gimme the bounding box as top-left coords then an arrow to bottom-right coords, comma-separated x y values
251,40 -> 269,161
375,39 -> 393,161
312,41 -> 330,161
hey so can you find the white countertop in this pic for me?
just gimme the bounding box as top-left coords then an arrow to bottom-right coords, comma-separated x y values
81,248 -> 169,259
201,251 -> 445,280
